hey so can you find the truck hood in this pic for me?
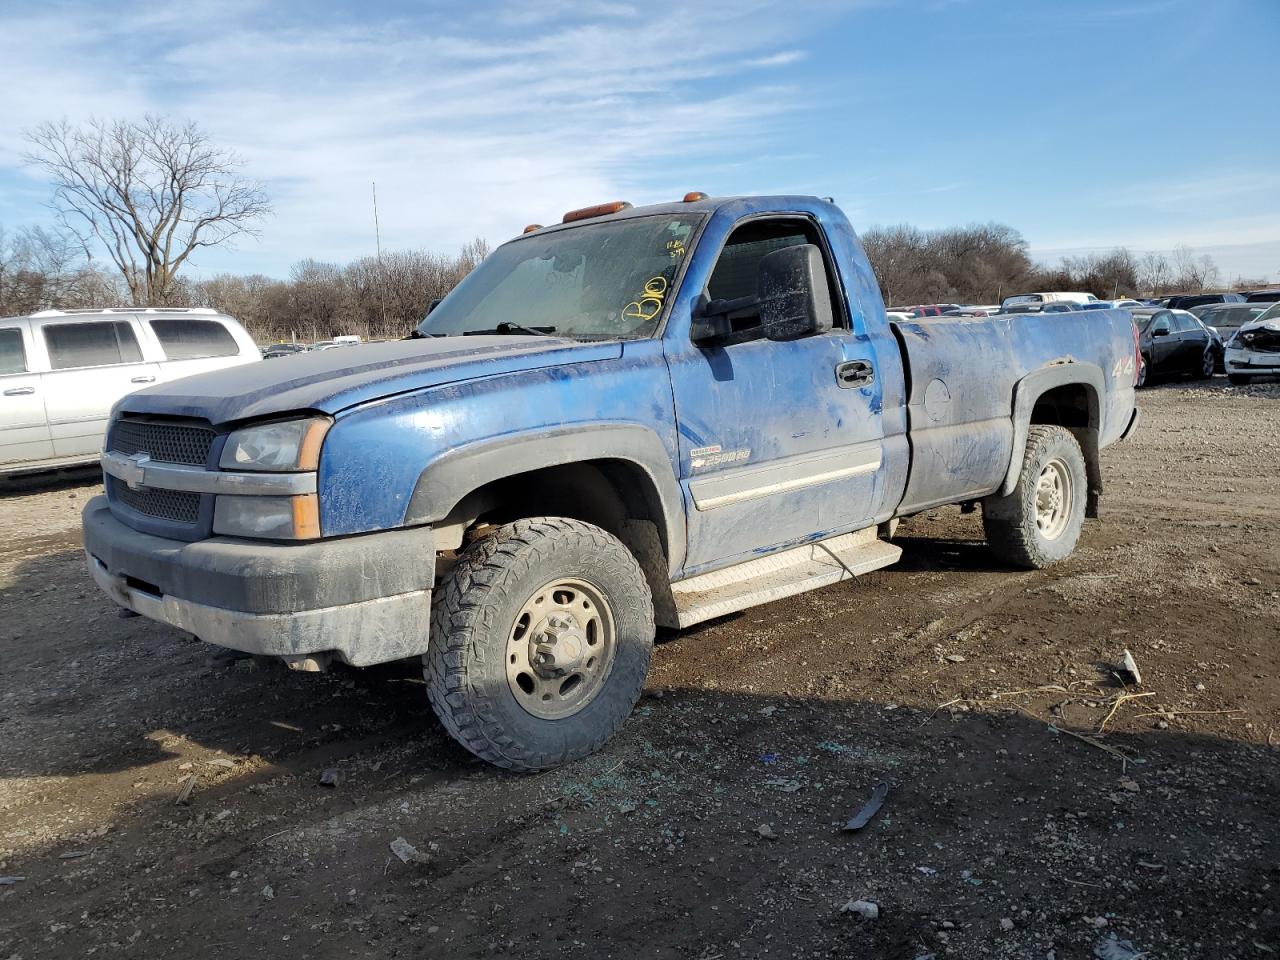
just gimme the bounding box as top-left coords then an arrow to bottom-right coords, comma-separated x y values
119,336 -> 624,425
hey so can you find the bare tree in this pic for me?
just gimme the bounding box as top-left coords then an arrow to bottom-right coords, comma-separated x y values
0,223 -> 123,315
1169,244 -> 1221,292
1139,252 -> 1172,296
24,116 -> 270,306
861,222 -> 1035,306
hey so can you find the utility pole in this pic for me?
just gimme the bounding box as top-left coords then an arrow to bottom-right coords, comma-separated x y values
372,181 -> 387,330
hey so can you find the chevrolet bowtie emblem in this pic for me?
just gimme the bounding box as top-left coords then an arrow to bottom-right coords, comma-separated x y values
119,452 -> 151,490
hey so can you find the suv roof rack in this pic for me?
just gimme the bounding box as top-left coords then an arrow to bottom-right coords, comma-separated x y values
29,307 -> 219,318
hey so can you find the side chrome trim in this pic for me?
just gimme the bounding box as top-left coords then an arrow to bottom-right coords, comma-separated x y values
102,450 -> 316,496
689,443 -> 882,512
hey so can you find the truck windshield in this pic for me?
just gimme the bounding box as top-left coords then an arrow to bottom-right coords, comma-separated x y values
417,214 -> 701,340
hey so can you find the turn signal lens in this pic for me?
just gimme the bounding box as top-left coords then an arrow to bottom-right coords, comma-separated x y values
213,494 -> 321,540
562,201 -> 632,223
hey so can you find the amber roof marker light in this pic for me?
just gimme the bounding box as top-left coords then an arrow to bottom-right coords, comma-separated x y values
522,224 -> 543,234
562,201 -> 632,224
682,191 -> 709,202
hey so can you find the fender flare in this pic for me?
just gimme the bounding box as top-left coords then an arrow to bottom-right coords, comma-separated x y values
999,363 -> 1104,498
402,422 -> 686,574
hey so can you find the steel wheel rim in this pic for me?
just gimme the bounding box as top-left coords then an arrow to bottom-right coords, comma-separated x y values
506,578 -> 616,720
1035,458 -> 1072,541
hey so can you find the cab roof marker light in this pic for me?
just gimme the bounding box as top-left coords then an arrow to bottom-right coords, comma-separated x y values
522,224 -> 543,234
682,191 -> 709,202
562,201 -> 632,224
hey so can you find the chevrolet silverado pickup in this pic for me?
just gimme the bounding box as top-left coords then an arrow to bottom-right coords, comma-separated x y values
83,194 -> 1141,770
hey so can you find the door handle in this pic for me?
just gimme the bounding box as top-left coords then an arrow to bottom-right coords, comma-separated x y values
3,386 -> 35,396
130,375 -> 156,384
835,359 -> 874,388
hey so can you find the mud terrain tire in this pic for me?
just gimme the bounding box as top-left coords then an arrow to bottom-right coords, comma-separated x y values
425,517 -> 654,771
982,425 -> 1087,570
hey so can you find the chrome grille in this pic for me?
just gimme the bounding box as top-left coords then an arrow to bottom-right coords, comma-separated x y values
109,477 -> 202,524
110,419 -> 215,466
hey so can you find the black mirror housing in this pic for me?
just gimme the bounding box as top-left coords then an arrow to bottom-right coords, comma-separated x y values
690,311 -> 732,345
757,244 -> 834,341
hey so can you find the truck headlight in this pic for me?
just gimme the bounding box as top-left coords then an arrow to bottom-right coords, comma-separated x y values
213,494 -> 321,540
220,417 -> 330,472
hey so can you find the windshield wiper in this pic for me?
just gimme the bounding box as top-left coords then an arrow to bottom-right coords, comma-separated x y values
462,322 -> 557,337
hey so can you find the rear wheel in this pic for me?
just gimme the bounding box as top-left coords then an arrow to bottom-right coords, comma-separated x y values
1228,374 -> 1252,386
425,517 -> 654,771
983,425 -> 1087,570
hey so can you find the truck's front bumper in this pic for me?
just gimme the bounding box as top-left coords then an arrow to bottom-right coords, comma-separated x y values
83,496 -> 434,666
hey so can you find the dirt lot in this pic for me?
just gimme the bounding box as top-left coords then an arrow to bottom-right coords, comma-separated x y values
1,380 -> 1277,959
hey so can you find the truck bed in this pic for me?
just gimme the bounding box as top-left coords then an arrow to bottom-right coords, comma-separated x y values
889,309 -> 1137,516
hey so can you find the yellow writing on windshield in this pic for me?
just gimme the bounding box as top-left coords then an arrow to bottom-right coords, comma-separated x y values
622,276 -> 669,323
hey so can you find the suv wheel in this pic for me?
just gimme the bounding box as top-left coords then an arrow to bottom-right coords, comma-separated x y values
425,517 -> 654,771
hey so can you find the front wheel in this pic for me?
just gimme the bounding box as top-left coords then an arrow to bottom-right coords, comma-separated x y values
982,425 -> 1087,570
1228,374 -> 1252,386
1194,346 -> 1214,380
425,517 -> 654,772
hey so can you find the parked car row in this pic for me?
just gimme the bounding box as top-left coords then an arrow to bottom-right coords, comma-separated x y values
262,334 -> 364,358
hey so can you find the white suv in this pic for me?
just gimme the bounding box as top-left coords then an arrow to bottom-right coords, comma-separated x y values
0,308 -> 260,476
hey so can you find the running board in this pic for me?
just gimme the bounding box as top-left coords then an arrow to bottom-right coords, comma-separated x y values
670,527 -> 902,628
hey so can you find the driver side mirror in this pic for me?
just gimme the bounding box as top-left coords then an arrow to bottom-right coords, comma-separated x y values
757,243 -> 834,341
1151,322 -> 1170,337
691,242 -> 835,346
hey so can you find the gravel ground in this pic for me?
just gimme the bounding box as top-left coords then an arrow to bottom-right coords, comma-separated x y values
1,380 -> 1277,959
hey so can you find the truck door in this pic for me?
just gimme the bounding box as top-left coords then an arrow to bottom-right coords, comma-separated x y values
664,214 -> 887,573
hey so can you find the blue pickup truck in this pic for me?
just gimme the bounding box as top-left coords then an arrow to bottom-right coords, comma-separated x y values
83,194 -> 1140,770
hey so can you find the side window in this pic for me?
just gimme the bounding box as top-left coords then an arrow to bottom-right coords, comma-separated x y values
0,328 -> 27,375
1173,313 -> 1196,333
43,322 -> 143,370
149,319 -> 240,360
706,219 -> 840,335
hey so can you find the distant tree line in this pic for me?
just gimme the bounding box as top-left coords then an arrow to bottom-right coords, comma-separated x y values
861,222 -> 1235,307
177,241 -> 490,343
0,229 -> 489,343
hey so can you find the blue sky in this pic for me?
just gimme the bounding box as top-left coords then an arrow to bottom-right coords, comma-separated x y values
2,0 -> 1277,282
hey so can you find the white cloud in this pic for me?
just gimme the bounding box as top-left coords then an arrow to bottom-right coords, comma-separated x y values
1100,171 -> 1280,212
747,50 -> 807,67
0,0 -> 840,275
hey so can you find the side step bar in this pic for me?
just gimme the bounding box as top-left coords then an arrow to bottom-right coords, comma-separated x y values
670,526 -> 902,628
